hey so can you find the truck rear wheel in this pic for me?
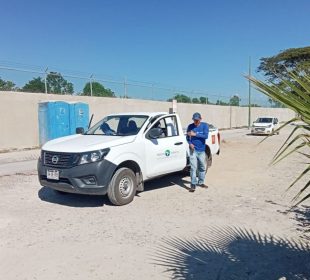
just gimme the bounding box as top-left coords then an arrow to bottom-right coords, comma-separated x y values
107,167 -> 137,206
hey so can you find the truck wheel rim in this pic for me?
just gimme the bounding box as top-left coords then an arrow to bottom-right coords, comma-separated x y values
119,177 -> 133,197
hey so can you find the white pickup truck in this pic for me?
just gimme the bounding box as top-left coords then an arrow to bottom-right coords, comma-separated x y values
38,112 -> 220,205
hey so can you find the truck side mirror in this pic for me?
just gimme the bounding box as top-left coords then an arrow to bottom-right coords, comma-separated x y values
76,127 -> 84,134
148,128 -> 163,139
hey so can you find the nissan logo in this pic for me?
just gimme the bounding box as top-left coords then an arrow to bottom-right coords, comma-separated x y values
52,155 -> 59,164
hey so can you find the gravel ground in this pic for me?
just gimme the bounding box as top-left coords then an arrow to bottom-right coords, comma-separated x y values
0,126 -> 309,280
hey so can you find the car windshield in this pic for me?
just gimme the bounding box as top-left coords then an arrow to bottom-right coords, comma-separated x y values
85,115 -> 148,136
256,118 -> 273,123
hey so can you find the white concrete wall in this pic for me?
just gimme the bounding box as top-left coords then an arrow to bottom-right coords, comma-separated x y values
176,102 -> 295,130
0,91 -> 295,151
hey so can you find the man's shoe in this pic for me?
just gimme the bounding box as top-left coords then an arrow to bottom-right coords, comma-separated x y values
189,185 -> 196,192
199,183 -> 208,189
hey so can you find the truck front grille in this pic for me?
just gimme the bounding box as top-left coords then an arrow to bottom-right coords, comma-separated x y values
43,151 -> 79,168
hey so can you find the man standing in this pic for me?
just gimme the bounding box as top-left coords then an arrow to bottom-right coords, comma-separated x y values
186,112 -> 209,192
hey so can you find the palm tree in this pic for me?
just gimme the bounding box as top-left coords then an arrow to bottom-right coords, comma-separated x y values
247,72 -> 310,205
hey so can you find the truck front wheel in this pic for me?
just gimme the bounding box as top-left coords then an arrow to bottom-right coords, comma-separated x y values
107,167 -> 137,206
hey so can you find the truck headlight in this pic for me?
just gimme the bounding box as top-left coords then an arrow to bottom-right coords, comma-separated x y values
267,124 -> 272,128
79,148 -> 110,165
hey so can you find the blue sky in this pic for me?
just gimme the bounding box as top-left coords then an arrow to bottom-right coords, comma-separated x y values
1,0 -> 309,104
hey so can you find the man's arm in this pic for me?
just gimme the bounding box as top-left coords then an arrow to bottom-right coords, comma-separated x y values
194,123 -> 209,139
186,124 -> 192,144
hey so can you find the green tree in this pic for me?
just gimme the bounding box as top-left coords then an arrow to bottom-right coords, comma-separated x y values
230,95 -> 241,106
47,72 -> 74,94
168,94 -> 191,103
22,77 -> 45,93
192,98 -> 199,104
216,99 -> 229,106
241,103 -> 261,107
199,96 -> 208,104
0,77 -> 16,91
257,46 -> 310,83
268,98 -> 284,108
247,71 -> 310,205
82,82 -> 115,97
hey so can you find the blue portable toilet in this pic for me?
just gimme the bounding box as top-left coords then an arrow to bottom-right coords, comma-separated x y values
38,101 -> 70,145
69,102 -> 89,134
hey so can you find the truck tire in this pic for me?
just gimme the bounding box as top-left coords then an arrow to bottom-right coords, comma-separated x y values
204,155 -> 209,175
206,154 -> 212,169
107,167 -> 137,206
54,190 -> 68,195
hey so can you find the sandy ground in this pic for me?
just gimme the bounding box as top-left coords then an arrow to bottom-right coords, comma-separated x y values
0,127 -> 309,280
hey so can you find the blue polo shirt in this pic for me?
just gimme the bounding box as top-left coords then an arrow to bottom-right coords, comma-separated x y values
186,122 -> 209,152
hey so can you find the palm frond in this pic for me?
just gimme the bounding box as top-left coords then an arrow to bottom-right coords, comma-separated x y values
258,118 -> 297,145
272,135 -> 309,164
263,119 -> 299,155
296,193 -> 310,205
246,72 -> 310,205
288,166 -> 310,192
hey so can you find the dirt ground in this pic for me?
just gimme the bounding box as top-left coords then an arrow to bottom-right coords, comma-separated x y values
0,126 -> 309,280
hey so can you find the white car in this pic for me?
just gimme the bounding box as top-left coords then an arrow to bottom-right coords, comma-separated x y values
38,112 -> 220,205
251,116 -> 279,135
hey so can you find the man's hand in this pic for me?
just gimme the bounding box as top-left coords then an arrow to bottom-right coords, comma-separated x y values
187,130 -> 196,137
189,144 -> 195,150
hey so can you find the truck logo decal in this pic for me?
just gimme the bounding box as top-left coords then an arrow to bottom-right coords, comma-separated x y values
165,150 -> 171,157
52,155 -> 59,164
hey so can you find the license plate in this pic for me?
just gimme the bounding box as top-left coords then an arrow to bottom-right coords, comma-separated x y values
47,170 -> 59,180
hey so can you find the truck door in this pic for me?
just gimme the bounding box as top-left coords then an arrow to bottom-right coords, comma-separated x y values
144,115 -> 187,178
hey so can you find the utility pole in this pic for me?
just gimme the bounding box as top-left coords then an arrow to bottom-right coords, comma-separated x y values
230,96 -> 232,129
248,57 -> 252,128
90,74 -> 93,96
44,67 -> 48,94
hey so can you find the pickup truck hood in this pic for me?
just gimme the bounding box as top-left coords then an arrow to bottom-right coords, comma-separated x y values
252,123 -> 272,127
42,134 -> 136,153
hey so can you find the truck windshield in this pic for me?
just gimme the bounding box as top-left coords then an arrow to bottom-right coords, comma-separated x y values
85,115 -> 148,136
256,118 -> 273,123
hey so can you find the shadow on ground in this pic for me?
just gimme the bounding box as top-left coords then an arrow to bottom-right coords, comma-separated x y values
293,205 -> 310,240
152,227 -> 310,280
38,173 -> 191,207
246,133 -> 269,137
144,172 -> 191,192
281,205 -> 310,242
38,187 -> 110,207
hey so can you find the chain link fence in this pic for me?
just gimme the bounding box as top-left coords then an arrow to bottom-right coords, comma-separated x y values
0,61 -> 275,107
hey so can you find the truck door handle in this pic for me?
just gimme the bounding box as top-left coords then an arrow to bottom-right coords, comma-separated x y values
174,142 -> 183,145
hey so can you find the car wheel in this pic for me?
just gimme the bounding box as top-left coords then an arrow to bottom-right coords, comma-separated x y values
107,167 -> 137,206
